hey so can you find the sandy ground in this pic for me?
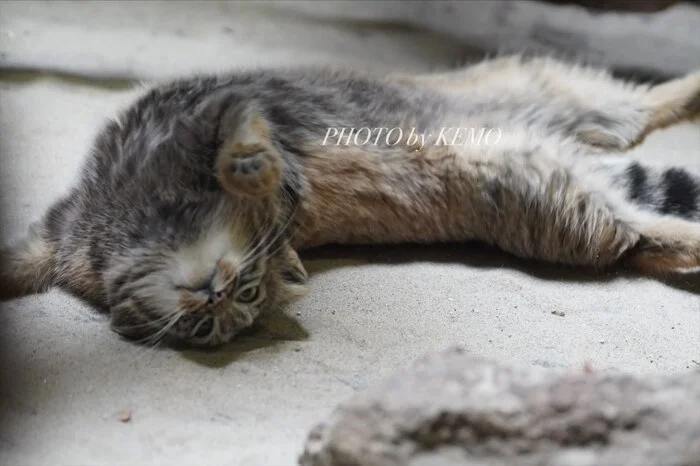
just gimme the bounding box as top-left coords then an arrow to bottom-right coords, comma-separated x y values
0,2 -> 698,465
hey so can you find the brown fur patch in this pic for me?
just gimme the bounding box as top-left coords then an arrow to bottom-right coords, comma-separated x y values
292,143 -> 457,249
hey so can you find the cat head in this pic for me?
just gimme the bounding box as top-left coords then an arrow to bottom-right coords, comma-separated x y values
106,212 -> 309,347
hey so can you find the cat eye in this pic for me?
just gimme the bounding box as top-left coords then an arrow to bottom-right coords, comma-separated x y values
235,284 -> 259,304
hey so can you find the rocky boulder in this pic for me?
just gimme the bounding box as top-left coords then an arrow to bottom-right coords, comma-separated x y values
300,347 -> 700,466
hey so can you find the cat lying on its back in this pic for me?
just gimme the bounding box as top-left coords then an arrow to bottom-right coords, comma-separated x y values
1,55 -> 699,347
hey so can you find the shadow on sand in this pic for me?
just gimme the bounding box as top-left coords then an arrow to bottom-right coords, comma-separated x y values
180,240 -> 698,367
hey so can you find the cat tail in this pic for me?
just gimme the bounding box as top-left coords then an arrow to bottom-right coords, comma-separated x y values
0,222 -> 56,301
590,159 -> 700,221
617,162 -> 700,221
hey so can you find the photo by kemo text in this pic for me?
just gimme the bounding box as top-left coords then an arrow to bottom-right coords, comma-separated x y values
321,127 -> 503,150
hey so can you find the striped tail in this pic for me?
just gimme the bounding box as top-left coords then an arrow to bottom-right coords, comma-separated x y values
613,161 -> 700,221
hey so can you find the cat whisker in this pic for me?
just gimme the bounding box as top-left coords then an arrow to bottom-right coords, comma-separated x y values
237,207 -> 277,270
116,310 -> 186,332
133,308 -> 186,349
239,197 -> 300,271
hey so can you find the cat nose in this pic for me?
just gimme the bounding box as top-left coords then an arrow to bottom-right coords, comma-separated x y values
207,289 -> 226,306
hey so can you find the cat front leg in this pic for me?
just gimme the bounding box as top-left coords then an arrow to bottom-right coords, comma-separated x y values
215,110 -> 282,198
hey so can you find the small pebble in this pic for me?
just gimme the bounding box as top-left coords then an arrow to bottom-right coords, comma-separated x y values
551,310 -> 565,317
117,409 -> 132,423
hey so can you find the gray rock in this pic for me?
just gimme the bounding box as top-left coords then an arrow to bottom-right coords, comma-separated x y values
300,347 -> 700,466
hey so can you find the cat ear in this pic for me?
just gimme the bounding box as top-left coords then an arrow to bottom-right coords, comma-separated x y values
278,245 -> 308,286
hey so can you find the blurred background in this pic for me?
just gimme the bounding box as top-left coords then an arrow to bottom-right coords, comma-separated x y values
2,0 -> 700,84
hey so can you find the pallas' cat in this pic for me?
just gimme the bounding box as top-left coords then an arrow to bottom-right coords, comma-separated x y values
2,56 -> 699,347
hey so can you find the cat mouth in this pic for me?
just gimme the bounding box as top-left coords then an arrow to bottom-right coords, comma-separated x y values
173,312 -> 218,343
188,314 -> 215,339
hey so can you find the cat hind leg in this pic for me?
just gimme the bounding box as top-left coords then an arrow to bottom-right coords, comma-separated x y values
457,139 -> 699,274
564,68 -> 700,151
625,217 -> 700,274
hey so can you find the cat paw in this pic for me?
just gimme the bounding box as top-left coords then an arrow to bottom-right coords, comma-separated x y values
217,143 -> 282,198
